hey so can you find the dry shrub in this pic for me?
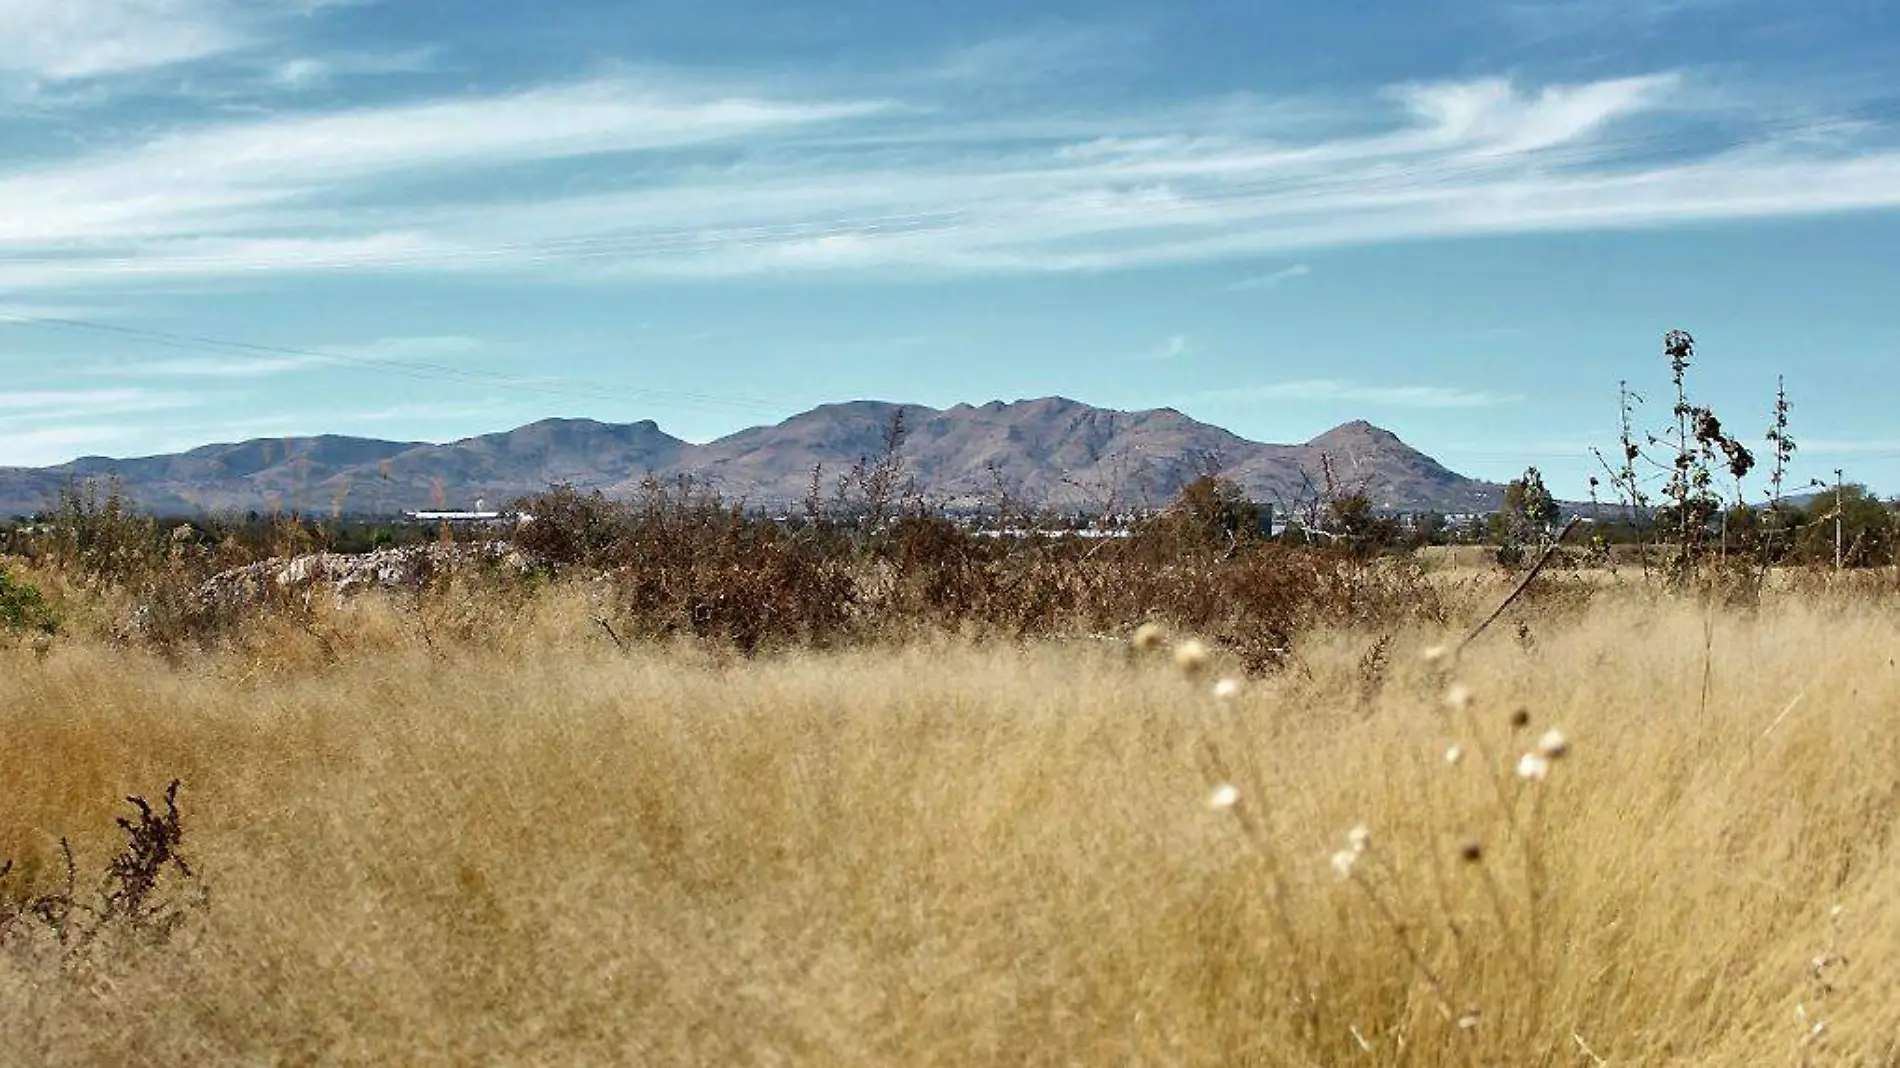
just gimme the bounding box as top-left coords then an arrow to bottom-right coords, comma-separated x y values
508,484 -> 1452,668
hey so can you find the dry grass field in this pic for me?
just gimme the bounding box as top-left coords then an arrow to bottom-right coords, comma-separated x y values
5,575 -> 1900,1066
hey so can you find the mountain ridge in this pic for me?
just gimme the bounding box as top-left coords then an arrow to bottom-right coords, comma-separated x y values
0,398 -> 1507,517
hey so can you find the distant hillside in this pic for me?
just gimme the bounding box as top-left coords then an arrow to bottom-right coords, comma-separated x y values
0,399 -> 1506,517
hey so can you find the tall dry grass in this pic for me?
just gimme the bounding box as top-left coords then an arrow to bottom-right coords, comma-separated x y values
3,588 -> 1899,1065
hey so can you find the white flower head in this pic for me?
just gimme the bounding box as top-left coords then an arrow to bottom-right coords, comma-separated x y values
1421,644 -> 1450,666
1444,683 -> 1474,712
1536,728 -> 1571,760
1207,783 -> 1241,810
1347,824 -> 1372,854
1516,752 -> 1551,782
1444,743 -> 1464,765
1331,849 -> 1360,879
1212,677 -> 1242,700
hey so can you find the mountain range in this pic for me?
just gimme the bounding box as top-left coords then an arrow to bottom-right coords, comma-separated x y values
0,398 -> 1507,518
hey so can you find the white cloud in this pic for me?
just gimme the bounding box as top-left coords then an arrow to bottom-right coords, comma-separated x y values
331,400 -> 509,425
0,387 -> 181,412
116,354 -> 323,378
0,0 -> 364,83
1188,380 -> 1521,409
1133,334 -> 1193,362
0,0 -> 240,81
0,78 -> 889,268
269,46 -> 438,89
331,335 -> 488,362
71,333 -> 486,379
927,25 -> 1143,85
2,66 -> 1900,289
1226,264 -> 1311,291
1496,0 -> 1745,41
0,425 -> 141,466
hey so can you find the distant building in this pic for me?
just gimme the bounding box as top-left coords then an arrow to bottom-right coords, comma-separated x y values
402,499 -> 516,525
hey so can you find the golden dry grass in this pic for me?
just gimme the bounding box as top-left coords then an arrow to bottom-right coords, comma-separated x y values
3,587 -> 1899,1065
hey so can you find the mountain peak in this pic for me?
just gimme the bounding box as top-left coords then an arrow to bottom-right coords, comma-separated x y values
1307,420 -> 1404,448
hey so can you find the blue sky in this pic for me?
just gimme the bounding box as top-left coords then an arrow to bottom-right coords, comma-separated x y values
1,0 -> 1897,500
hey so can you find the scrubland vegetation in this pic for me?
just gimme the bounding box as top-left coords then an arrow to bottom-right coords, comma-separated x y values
5,333 -> 1900,1064
6,555 -> 1900,1065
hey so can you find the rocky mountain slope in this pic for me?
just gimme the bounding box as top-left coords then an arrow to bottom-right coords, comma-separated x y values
0,398 -> 1505,517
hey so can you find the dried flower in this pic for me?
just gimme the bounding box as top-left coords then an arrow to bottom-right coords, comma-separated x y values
1207,784 -> 1240,810
1458,837 -> 1485,864
1509,707 -> 1531,730
1132,622 -> 1168,654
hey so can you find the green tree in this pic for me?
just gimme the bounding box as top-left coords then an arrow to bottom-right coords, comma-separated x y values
0,566 -> 56,636
1137,476 -> 1268,554
1793,485 -> 1897,568
1175,476 -> 1263,542
1491,466 -> 1561,555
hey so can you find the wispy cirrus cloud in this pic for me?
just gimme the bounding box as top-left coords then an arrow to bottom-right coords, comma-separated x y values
0,390 -> 197,462
269,46 -> 439,90
0,425 -> 143,466
1185,379 -> 1521,409
3,59 -> 1900,289
1495,0 -> 1749,42
331,335 -> 488,362
0,0 -> 240,81
113,354 -> 323,378
80,334 -> 487,379
1138,334 -> 1192,362
927,24 -> 1145,86
0,0 -> 363,82
1225,264 -> 1312,291
0,387 -> 187,413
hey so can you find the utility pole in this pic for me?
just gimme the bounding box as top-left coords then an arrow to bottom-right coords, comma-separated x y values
1835,468 -> 1845,572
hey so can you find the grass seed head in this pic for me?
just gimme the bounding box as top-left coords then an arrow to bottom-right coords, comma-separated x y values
1173,639 -> 1212,676
1132,622 -> 1168,654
